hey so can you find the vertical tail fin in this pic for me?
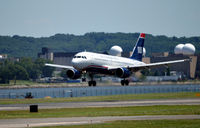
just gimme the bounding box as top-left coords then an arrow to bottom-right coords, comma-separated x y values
130,33 -> 145,61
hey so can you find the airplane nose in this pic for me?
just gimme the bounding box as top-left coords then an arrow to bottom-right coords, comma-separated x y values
71,59 -> 77,66
72,58 -> 80,68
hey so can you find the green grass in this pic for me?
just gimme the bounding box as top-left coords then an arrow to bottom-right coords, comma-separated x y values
9,80 -> 37,85
36,119 -> 200,128
0,105 -> 200,119
1,92 -> 200,105
0,80 -> 37,86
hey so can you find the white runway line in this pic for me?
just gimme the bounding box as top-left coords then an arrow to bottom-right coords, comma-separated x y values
0,115 -> 200,128
1,99 -> 200,111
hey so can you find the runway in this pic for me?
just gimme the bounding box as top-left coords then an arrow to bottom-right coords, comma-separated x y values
1,99 -> 200,127
0,115 -> 200,128
1,99 -> 200,111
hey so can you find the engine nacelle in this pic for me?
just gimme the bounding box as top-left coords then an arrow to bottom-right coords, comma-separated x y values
115,68 -> 131,78
66,69 -> 81,79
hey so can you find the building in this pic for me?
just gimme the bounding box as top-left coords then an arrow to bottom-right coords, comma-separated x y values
150,52 -> 198,79
0,54 -> 8,59
38,47 -> 77,66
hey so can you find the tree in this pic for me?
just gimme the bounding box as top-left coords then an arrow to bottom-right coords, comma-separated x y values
16,58 -> 40,80
14,64 -> 29,80
0,60 -> 15,83
166,67 -> 170,76
60,69 -> 67,78
34,58 -> 54,77
0,65 -> 10,83
0,33 -> 199,58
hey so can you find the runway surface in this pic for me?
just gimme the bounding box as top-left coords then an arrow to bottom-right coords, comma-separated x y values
0,115 -> 200,128
1,99 -> 200,127
0,99 -> 200,111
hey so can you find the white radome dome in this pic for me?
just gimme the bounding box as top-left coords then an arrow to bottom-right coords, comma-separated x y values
174,44 -> 184,54
182,43 -> 195,55
108,45 -> 123,56
143,48 -> 146,56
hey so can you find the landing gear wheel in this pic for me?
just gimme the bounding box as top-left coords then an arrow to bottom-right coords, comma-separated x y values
125,80 -> 129,86
88,74 -> 97,87
121,80 -> 129,86
93,81 -> 96,86
88,81 -> 92,86
88,81 -> 96,86
121,80 -> 125,86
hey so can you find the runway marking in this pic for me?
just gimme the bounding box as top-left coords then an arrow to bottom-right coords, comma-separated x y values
1,99 -> 200,111
28,121 -> 100,127
0,115 -> 200,128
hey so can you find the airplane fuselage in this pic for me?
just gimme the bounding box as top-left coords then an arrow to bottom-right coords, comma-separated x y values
72,51 -> 145,75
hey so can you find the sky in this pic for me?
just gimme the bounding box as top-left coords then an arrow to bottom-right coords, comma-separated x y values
0,0 -> 200,37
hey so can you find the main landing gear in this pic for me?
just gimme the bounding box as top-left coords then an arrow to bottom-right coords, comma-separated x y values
88,74 -> 96,86
88,81 -> 96,86
121,79 -> 129,86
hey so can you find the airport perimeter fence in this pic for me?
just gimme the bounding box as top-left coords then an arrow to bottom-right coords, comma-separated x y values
0,84 -> 200,99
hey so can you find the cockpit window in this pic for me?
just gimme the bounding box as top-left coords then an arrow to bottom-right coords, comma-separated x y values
82,56 -> 87,59
73,56 -> 87,59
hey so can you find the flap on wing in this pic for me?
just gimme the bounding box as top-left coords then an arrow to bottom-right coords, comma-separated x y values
45,63 -> 74,69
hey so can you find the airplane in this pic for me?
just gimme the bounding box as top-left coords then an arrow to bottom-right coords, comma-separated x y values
45,33 -> 189,86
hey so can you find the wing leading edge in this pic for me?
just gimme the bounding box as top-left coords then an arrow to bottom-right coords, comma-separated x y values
108,59 -> 190,71
131,59 -> 190,69
45,63 -> 74,69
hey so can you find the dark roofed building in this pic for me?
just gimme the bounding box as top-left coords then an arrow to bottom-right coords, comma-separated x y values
38,47 -> 78,66
150,53 -> 198,78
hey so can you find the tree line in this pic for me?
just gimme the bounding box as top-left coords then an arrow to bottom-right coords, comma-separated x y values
0,33 -> 199,58
0,58 -> 54,84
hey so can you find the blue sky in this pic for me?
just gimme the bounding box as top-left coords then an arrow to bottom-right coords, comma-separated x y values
0,0 -> 200,37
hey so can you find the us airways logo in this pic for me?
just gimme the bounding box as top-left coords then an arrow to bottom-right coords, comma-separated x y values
137,46 -> 143,54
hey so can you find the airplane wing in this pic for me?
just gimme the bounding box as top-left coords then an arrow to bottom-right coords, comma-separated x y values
108,59 -> 190,71
130,59 -> 189,69
45,63 -> 74,69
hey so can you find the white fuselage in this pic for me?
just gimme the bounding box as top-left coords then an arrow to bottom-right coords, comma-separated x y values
71,51 -> 146,71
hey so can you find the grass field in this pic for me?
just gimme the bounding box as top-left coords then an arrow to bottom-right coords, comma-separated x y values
36,119 -> 200,128
0,80 -> 37,86
0,105 -> 200,119
1,92 -> 200,105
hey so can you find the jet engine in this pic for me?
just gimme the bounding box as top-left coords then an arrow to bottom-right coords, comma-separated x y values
115,68 -> 131,78
66,69 -> 81,79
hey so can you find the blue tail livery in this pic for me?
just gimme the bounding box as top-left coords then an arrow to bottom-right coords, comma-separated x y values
130,33 -> 145,61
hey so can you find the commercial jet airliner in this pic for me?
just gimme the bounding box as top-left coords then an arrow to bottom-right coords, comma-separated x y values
45,33 -> 189,86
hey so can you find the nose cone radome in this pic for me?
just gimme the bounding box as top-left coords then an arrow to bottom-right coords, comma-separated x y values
72,59 -> 78,66
72,58 -> 83,69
